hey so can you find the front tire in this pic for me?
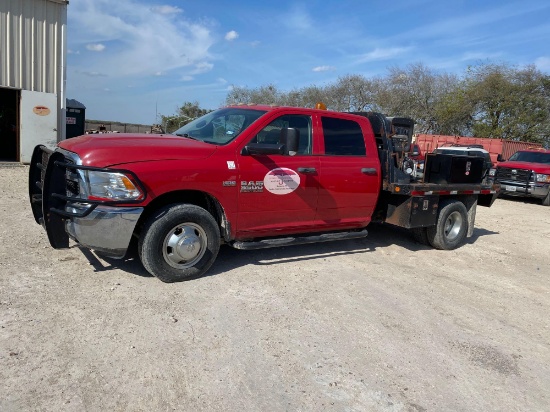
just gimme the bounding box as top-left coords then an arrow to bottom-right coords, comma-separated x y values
139,204 -> 220,282
542,191 -> 550,206
426,200 -> 468,250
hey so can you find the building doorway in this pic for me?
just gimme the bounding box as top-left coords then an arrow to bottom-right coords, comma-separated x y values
0,88 -> 19,161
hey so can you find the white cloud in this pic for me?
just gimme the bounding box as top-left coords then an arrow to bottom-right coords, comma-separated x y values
250,40 -> 261,47
358,47 -> 411,63
460,52 -> 502,62
181,75 -> 194,81
68,0 -> 215,78
225,30 -> 239,41
535,56 -> 550,72
191,62 -> 214,74
282,5 -> 313,31
67,49 -> 80,54
80,71 -> 107,77
86,43 -> 106,52
312,66 -> 336,72
151,5 -> 183,15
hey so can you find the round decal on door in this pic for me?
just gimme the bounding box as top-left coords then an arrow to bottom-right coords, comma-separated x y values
264,168 -> 300,195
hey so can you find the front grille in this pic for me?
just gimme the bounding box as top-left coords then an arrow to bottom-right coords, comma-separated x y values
495,167 -> 532,183
40,151 -> 50,185
66,178 -> 80,196
64,158 -> 80,197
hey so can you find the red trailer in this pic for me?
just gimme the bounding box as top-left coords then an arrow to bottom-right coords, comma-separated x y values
414,134 -> 543,164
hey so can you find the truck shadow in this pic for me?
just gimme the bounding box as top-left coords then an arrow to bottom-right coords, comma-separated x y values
80,223 -> 498,280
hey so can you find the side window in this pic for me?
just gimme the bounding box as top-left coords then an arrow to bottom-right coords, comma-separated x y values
252,115 -> 312,155
322,117 -> 366,156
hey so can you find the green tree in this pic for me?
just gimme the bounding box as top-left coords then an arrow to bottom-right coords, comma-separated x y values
448,63 -> 550,142
433,87 -> 474,136
326,75 -> 382,112
161,101 -> 211,133
226,84 -> 281,105
223,62 -> 550,144
376,63 -> 459,133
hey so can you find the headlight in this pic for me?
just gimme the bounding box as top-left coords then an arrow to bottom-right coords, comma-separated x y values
535,173 -> 550,183
76,170 -> 144,201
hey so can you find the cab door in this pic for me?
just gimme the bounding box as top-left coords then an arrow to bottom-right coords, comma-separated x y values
315,115 -> 380,228
236,113 -> 320,237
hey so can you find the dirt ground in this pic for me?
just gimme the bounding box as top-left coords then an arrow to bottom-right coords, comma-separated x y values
1,164 -> 549,412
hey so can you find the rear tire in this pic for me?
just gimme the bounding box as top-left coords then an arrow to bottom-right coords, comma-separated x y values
412,227 -> 430,245
139,204 -> 220,282
426,200 -> 468,250
542,191 -> 550,206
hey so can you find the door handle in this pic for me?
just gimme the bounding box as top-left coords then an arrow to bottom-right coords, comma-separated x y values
361,168 -> 377,176
297,167 -> 317,174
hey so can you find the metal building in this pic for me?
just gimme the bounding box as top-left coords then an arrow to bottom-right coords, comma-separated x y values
0,0 -> 68,163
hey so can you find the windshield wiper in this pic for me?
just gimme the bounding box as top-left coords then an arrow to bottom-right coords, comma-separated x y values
175,133 -> 199,141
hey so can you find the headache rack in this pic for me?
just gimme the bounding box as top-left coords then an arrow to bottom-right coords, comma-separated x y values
28,145 -> 145,248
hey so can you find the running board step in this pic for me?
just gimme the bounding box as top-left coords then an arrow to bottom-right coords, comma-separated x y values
231,229 -> 369,250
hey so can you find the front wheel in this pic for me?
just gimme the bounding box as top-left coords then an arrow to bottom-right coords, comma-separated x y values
426,200 -> 468,250
139,204 -> 220,282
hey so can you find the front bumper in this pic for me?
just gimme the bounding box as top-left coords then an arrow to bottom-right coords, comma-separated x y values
29,145 -> 146,258
66,205 -> 143,258
498,180 -> 550,199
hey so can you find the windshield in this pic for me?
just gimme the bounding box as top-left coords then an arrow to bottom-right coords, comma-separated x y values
508,151 -> 550,164
172,108 -> 267,144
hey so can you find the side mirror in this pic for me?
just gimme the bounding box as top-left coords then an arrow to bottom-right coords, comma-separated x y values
280,128 -> 299,155
241,127 -> 299,156
497,154 -> 504,162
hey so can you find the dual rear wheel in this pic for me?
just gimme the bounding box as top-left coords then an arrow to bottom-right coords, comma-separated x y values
413,200 -> 469,250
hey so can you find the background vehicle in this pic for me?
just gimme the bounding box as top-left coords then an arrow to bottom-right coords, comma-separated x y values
494,149 -> 550,206
29,106 -> 499,282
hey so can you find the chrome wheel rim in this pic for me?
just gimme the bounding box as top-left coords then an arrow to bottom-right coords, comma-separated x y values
444,211 -> 463,241
162,222 -> 207,269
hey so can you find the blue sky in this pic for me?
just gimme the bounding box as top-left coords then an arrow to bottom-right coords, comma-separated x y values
66,0 -> 550,125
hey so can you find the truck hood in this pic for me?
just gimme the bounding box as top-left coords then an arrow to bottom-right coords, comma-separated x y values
498,161 -> 550,174
58,133 -> 217,167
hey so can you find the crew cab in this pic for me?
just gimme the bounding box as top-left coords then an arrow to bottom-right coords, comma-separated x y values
29,105 -> 499,282
494,149 -> 550,206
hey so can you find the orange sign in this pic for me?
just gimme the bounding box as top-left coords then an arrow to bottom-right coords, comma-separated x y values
33,106 -> 51,116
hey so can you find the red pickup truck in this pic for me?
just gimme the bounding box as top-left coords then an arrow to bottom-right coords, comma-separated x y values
29,105 -> 498,282
494,148 -> 550,206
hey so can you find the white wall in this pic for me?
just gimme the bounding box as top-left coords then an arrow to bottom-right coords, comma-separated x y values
0,0 -> 68,158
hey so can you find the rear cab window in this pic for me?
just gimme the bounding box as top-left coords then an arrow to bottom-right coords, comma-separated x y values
321,117 -> 366,156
